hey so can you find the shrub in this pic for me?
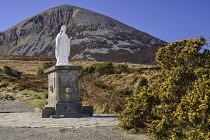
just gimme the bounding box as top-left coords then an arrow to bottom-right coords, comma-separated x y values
118,36 -> 210,139
79,62 -> 114,77
2,66 -> 13,76
2,66 -> 18,77
36,61 -> 55,77
95,62 -> 114,75
36,68 -> 45,77
78,65 -> 96,77
42,61 -> 55,69
118,87 -> 159,131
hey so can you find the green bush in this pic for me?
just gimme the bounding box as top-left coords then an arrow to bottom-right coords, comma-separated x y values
36,68 -> 45,77
118,36 -> 210,139
36,61 -> 55,77
2,66 -> 15,77
79,65 -> 96,77
42,61 -> 55,69
2,66 -> 13,76
95,62 -> 114,75
79,62 -> 114,77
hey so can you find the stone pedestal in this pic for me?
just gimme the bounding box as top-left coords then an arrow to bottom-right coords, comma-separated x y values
37,66 -> 93,118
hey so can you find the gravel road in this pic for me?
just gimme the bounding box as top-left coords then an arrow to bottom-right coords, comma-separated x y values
0,100 -> 149,140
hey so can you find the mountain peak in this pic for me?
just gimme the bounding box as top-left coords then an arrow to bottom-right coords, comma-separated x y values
48,4 -> 78,10
0,5 -> 167,64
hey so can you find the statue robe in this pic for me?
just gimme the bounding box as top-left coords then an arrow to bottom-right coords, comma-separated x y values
55,32 -> 70,66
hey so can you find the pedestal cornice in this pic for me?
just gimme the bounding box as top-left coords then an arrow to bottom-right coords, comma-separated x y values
44,66 -> 83,74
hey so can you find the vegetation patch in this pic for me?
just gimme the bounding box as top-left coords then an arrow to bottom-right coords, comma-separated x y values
0,56 -> 161,115
22,90 -> 48,108
79,67 -> 158,114
37,61 -> 55,77
1,65 -> 22,77
118,36 -> 210,139
79,62 -> 115,77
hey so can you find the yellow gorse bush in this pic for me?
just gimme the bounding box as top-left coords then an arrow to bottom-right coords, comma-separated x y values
118,36 -> 210,139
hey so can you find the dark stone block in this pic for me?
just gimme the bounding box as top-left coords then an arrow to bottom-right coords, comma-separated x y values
83,106 -> 94,116
56,102 -> 83,115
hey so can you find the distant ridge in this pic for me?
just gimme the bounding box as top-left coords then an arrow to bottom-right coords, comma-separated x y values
0,5 -> 168,64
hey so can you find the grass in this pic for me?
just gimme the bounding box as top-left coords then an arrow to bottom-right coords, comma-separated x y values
23,99 -> 48,108
21,90 -> 48,108
0,87 -> 47,107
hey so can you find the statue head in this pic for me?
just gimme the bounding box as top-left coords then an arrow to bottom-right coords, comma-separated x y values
60,25 -> 66,33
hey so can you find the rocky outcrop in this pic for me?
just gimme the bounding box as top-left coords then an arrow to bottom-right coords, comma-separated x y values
0,5 -> 168,64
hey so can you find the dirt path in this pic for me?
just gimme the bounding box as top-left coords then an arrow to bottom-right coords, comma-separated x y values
0,127 -> 149,140
0,100 -> 150,140
0,100 -> 34,113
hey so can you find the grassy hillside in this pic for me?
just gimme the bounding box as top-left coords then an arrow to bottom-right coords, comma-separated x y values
0,55 -> 160,113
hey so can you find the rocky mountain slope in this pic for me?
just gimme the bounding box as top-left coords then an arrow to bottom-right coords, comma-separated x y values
0,5 -> 168,64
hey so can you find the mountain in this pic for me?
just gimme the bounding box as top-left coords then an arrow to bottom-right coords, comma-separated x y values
0,5 -> 168,64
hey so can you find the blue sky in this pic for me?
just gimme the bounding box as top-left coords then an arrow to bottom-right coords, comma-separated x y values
0,0 -> 210,43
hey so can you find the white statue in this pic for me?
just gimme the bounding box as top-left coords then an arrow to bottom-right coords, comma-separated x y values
55,25 -> 71,66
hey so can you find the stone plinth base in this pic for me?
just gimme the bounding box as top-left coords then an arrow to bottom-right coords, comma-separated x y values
56,102 -> 83,115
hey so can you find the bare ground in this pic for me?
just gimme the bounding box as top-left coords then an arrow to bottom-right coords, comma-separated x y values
0,100 -> 150,140
0,126 -> 149,140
